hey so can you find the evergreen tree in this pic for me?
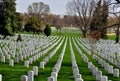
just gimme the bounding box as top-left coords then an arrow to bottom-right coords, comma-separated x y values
90,0 -> 102,30
101,1 -> 108,39
90,0 -> 108,39
44,24 -> 51,37
0,0 -> 21,38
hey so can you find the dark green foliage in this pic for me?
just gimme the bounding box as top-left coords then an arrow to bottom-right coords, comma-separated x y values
17,34 -> 22,42
24,16 -> 44,34
90,0 -> 108,39
0,0 -> 22,37
13,12 -> 23,32
44,24 -> 51,37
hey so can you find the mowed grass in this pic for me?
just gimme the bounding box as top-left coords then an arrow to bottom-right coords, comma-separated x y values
51,31 -> 82,37
71,38 -> 96,81
0,36 -> 64,81
57,38 -> 74,81
0,31 -> 120,81
75,37 -> 120,81
34,37 -> 65,81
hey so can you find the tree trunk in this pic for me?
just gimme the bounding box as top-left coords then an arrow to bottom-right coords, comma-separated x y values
82,30 -> 86,38
115,26 -> 119,43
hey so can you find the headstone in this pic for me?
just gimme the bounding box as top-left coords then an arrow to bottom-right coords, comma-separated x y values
0,74 -> 2,81
9,59 -> 14,67
113,69 -> 119,78
53,67 -> 58,73
40,61 -> 44,69
88,62 -> 92,69
48,76 -> 55,81
51,72 -> 57,81
74,74 -> 81,79
12,53 -> 15,58
73,69 -> 79,76
24,61 -> 29,68
23,54 -> 27,59
110,58 -> 113,64
29,58 -> 33,64
7,54 -> 10,60
75,78 -> 83,81
93,67 -> 98,76
108,65 -> 113,74
1,56 -> 5,62
72,64 -> 78,69
105,63 -> 109,71
20,55 -> 23,61
28,70 -> 34,81
33,66 -> 38,76
117,61 -> 120,68
15,57 -> 19,63
33,56 -> 36,62
96,71 -> 102,81
21,75 -> 28,81
100,76 -> 108,81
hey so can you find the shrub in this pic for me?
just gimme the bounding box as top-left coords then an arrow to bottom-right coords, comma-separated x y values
44,24 -> 51,37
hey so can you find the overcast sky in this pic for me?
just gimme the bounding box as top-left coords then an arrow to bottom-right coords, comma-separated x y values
16,0 -> 71,15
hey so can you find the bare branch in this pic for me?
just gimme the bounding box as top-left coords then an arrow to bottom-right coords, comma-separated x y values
27,2 -> 50,18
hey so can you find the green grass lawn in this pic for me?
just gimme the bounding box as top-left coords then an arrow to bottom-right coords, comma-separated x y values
0,31 -> 120,81
107,35 -> 116,40
74,37 -> 120,81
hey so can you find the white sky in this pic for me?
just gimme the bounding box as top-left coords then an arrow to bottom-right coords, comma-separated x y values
16,0 -> 71,15
16,0 -> 118,15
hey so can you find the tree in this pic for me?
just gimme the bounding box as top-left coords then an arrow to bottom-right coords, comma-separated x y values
107,0 -> 120,43
90,0 -> 109,39
44,24 -> 51,37
24,16 -> 44,34
17,34 -> 22,42
66,0 -> 96,37
42,14 -> 54,25
116,0 -> 120,3
0,0 -> 22,38
13,12 -> 23,32
27,2 -> 50,19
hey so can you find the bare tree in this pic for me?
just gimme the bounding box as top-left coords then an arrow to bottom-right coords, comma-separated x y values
66,0 -> 96,37
107,0 -> 120,43
27,2 -> 50,19
42,14 -> 54,25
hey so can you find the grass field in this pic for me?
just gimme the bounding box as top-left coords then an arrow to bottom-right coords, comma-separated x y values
0,31 -> 120,81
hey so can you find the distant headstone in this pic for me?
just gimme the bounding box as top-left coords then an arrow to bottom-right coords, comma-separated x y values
15,57 -> 19,63
96,71 -> 102,81
100,76 -> 108,81
108,65 -> 113,74
20,55 -> 23,61
73,69 -> 79,76
75,78 -> 83,81
33,66 -> 38,76
51,72 -> 57,81
40,61 -> 44,69
9,59 -> 14,67
21,75 -> 28,81
7,55 -> 10,60
28,71 -> 34,81
24,61 -> 29,68
53,67 -> 58,73
1,56 -> 5,62
48,76 -> 55,81
0,74 -> 2,81
113,69 -> 119,78
29,58 -> 33,64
